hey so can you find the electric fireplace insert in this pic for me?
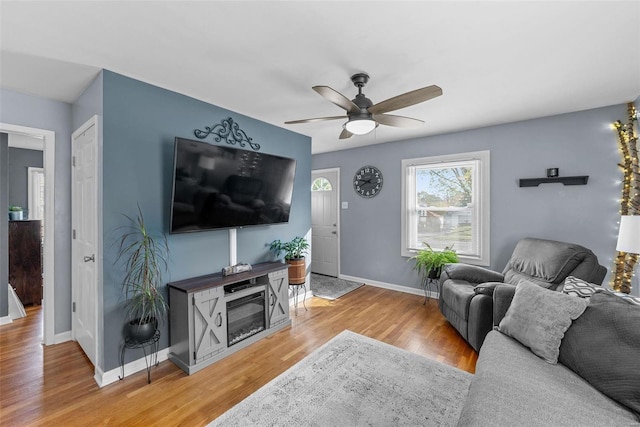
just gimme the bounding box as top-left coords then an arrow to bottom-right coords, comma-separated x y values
226,291 -> 266,346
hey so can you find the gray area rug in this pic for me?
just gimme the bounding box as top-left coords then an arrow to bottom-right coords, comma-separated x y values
310,273 -> 364,300
209,330 -> 472,427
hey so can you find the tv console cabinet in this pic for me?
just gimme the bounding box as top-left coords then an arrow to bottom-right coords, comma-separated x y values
167,261 -> 291,375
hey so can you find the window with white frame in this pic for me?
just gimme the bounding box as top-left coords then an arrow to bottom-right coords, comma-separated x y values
401,151 -> 490,265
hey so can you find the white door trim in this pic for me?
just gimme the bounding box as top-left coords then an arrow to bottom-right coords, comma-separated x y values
71,115 -> 102,372
1,122 -> 55,345
311,167 -> 341,276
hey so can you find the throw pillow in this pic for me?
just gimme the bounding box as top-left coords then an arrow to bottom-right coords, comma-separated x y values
562,276 -> 600,299
559,292 -> 640,416
498,279 -> 588,364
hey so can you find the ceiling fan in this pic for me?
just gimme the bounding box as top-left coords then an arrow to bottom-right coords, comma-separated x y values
285,73 -> 442,139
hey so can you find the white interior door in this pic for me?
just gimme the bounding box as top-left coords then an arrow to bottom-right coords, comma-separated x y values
311,169 -> 339,277
71,116 -> 99,366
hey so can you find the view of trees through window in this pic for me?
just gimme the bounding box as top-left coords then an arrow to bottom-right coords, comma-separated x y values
403,151 -> 489,263
415,164 -> 474,254
417,166 -> 472,207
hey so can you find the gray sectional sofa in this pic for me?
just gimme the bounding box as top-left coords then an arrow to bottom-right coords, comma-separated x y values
457,282 -> 640,426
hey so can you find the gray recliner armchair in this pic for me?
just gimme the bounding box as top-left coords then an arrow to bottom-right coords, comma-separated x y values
437,237 -> 606,351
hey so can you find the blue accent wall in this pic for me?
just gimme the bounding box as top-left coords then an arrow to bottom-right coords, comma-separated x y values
101,71 -> 311,371
313,104 -> 634,295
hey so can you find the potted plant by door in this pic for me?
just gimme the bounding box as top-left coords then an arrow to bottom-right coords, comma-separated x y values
8,206 -> 23,220
115,206 -> 169,343
409,243 -> 459,282
269,236 -> 309,285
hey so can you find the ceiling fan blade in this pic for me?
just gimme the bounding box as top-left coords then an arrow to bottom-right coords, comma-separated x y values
313,86 -> 360,113
339,128 -> 353,139
373,114 -> 424,128
368,85 -> 443,115
285,116 -> 346,125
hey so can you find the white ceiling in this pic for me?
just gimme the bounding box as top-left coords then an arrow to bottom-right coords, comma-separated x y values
1,1 -> 639,154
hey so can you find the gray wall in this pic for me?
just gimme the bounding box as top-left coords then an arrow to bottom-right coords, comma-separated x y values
8,147 -> 43,217
72,71 -> 103,131
0,89 -> 73,331
0,133 -> 8,317
100,70 -> 312,371
313,103 -> 639,296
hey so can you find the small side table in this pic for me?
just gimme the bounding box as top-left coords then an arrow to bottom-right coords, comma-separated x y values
119,330 -> 160,384
289,282 -> 308,315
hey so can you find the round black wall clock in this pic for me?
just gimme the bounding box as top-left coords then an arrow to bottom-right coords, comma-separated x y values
353,165 -> 383,198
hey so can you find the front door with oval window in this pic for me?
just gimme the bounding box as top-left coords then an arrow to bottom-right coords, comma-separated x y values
311,170 -> 339,277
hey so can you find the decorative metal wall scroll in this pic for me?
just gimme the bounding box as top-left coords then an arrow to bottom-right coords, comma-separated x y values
194,117 -> 261,151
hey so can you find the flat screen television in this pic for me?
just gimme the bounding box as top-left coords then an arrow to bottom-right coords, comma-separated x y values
170,137 -> 297,233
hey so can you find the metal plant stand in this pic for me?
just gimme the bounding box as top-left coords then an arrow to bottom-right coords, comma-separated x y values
289,282 -> 308,315
119,330 -> 160,384
423,278 -> 439,304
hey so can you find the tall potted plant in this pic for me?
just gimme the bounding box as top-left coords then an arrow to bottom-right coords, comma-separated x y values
409,243 -> 459,282
115,206 -> 169,343
269,236 -> 309,285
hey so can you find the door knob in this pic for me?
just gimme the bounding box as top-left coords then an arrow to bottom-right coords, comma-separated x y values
83,255 -> 95,263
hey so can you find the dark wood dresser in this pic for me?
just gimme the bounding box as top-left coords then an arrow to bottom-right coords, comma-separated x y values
9,220 -> 43,306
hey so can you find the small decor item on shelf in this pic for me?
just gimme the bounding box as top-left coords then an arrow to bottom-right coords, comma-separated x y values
269,236 -> 309,285
115,205 -> 169,343
546,168 -> 559,178
8,206 -> 23,221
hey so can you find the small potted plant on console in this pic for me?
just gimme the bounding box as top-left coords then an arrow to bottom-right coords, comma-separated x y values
269,236 -> 309,285
115,205 -> 169,343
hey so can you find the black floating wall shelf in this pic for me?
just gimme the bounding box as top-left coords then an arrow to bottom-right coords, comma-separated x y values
518,176 -> 589,187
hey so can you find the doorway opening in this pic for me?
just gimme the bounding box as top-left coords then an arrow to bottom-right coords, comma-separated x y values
1,123 -> 55,345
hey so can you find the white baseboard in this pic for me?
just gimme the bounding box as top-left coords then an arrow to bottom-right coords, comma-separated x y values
54,331 -> 73,344
338,274 -> 439,299
96,347 -> 171,387
0,315 -> 12,325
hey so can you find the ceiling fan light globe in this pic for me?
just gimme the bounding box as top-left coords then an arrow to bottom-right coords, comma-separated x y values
344,118 -> 376,135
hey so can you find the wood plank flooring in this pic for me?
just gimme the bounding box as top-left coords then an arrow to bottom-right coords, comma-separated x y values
0,285 -> 477,426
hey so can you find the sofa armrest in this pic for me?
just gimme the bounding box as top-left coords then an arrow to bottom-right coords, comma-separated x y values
474,282 -> 506,296
493,284 -> 516,327
441,263 -> 505,284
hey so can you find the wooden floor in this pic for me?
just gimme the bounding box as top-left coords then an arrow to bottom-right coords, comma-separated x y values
0,285 -> 477,426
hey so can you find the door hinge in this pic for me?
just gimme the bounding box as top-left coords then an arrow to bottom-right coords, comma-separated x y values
192,295 -> 196,305
72,302 -> 76,313
72,156 -> 76,167
72,229 -> 76,239
193,351 -> 197,360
